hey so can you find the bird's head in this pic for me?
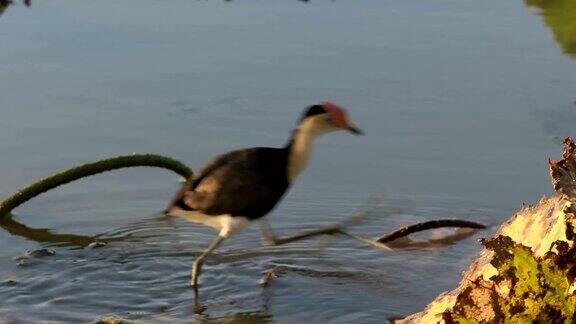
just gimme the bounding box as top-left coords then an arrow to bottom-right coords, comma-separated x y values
298,101 -> 363,136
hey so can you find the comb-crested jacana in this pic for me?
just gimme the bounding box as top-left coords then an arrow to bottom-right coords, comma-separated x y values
166,101 -> 362,287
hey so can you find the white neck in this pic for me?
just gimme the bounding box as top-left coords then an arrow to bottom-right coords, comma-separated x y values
287,116 -> 331,183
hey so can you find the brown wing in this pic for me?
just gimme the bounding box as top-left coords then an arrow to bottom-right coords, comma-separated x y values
164,150 -> 236,211
170,148 -> 289,220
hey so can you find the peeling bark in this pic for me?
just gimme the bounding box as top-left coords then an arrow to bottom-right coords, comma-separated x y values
396,138 -> 576,324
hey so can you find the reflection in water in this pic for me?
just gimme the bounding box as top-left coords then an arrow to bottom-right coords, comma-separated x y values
0,0 -> 313,18
525,0 -> 576,144
0,213 -> 173,247
385,228 -> 481,250
193,287 -> 274,324
198,310 -> 272,324
526,0 -> 576,59
0,209 -> 481,250
534,102 -> 576,142
0,0 -> 316,17
0,0 -> 29,17
0,0 -> 11,16
0,215 -> 105,247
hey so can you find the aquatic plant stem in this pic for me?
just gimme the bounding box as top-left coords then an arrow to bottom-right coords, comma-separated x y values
0,154 -> 193,218
375,219 -> 486,243
263,218 -> 486,250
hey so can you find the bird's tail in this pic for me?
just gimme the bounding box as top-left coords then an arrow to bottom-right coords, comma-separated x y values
164,178 -> 193,213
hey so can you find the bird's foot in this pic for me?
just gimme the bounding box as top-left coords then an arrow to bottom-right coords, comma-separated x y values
259,267 -> 278,287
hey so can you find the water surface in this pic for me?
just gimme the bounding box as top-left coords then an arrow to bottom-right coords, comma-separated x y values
1,0 -> 575,322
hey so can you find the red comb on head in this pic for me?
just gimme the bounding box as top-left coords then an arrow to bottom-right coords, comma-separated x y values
321,101 -> 349,128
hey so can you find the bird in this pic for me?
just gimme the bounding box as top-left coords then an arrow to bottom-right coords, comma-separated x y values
165,101 -> 363,287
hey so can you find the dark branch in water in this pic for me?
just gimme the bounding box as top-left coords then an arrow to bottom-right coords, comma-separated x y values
266,216 -> 486,250
375,219 -> 486,243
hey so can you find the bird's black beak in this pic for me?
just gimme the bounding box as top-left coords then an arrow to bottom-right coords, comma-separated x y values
347,126 -> 364,135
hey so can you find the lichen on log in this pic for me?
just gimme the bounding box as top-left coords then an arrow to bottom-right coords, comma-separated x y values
397,138 -> 576,323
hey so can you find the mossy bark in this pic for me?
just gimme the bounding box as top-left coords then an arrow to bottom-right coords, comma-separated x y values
397,138 -> 576,323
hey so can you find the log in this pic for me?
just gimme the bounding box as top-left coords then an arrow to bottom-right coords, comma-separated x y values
396,138 -> 576,323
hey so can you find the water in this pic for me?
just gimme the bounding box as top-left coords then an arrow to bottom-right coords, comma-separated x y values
0,0 -> 575,322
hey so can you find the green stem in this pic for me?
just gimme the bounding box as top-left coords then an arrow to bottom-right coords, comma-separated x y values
0,154 -> 193,218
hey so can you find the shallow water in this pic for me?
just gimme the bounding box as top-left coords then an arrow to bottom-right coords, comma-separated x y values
0,0 -> 575,322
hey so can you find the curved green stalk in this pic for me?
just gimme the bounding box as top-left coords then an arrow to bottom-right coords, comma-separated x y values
0,154 -> 193,218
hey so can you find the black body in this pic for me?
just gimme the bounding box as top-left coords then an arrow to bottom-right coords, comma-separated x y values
170,147 -> 291,220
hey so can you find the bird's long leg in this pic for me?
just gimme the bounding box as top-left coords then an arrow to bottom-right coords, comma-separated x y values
259,219 -> 342,246
191,235 -> 225,287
